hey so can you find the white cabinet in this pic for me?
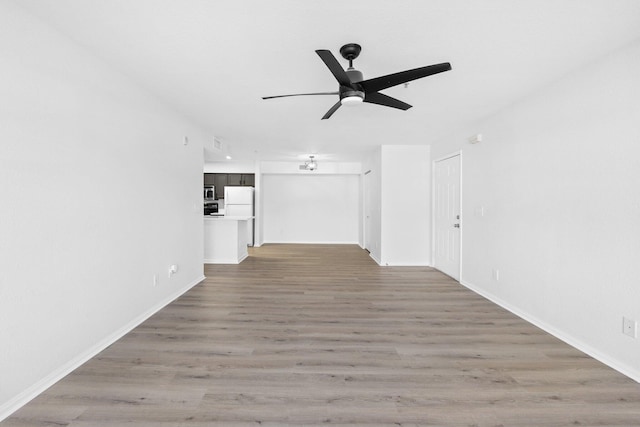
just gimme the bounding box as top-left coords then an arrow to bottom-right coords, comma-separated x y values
203,217 -> 251,264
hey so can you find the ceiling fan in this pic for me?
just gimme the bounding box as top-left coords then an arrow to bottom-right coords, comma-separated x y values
262,43 -> 451,120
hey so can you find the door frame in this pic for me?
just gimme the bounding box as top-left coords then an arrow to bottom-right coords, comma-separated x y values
431,151 -> 463,281
362,169 -> 372,252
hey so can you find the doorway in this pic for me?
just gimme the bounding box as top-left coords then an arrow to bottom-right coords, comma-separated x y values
433,153 -> 461,281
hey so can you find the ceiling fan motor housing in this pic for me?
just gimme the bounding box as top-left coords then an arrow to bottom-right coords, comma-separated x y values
341,68 -> 365,104
346,68 -> 363,83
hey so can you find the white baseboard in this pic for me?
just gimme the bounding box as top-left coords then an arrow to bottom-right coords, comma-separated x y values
369,252 -> 382,265
380,262 -> 432,267
204,255 -> 246,264
369,254 -> 431,267
459,279 -> 640,384
0,275 -> 205,422
261,240 -> 361,245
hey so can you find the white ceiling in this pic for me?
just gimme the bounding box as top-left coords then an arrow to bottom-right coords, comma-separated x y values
15,0 -> 640,162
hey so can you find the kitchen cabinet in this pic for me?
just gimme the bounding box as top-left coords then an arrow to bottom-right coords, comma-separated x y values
204,216 -> 252,264
228,174 -> 254,186
213,174 -> 227,199
227,174 -> 242,186
204,173 -> 255,199
241,174 -> 255,186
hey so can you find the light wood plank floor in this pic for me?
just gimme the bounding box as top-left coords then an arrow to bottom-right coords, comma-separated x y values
5,244 -> 640,426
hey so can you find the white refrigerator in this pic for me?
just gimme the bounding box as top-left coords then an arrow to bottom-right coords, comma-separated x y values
224,186 -> 254,246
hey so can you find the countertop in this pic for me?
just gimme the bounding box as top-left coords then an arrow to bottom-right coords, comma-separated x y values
204,215 -> 254,221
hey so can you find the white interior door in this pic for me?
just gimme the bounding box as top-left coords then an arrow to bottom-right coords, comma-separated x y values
434,154 -> 461,280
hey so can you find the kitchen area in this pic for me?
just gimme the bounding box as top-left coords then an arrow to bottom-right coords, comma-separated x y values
203,173 -> 255,264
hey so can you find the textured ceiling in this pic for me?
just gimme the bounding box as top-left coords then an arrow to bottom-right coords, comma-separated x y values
15,0 -> 640,162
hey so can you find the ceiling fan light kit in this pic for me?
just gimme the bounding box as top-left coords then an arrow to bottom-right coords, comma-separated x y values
341,94 -> 364,106
263,43 -> 451,119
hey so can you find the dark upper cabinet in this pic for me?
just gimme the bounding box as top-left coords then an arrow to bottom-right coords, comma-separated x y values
242,174 -> 255,186
204,173 -> 254,199
227,174 -> 254,186
227,174 -> 242,186
213,174 -> 228,199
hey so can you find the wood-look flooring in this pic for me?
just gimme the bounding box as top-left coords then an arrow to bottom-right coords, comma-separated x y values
4,244 -> 640,426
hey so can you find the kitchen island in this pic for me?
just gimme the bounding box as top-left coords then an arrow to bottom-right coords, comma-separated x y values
204,215 -> 253,264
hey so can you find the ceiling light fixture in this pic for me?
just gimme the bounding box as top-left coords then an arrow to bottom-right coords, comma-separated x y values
300,155 -> 318,171
306,156 -> 318,170
340,95 -> 364,106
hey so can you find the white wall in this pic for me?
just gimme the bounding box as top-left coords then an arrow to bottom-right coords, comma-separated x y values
262,174 -> 360,244
431,40 -> 640,381
203,161 -> 256,173
0,3 -> 207,419
363,149 -> 382,263
380,146 -> 431,266
362,146 -> 431,266
260,161 -> 362,175
258,161 -> 361,246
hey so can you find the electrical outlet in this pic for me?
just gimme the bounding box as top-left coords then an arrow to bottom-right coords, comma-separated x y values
152,274 -> 158,287
623,317 -> 637,338
492,269 -> 500,281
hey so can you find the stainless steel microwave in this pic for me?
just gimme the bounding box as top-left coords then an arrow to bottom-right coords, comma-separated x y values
204,186 -> 215,200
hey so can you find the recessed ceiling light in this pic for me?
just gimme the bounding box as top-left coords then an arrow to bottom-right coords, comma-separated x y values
226,155 -> 232,160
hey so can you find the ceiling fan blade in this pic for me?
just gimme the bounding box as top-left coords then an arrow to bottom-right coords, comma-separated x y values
363,92 -> 412,110
321,101 -> 342,120
262,91 -> 338,100
359,62 -> 452,93
316,50 -> 353,87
